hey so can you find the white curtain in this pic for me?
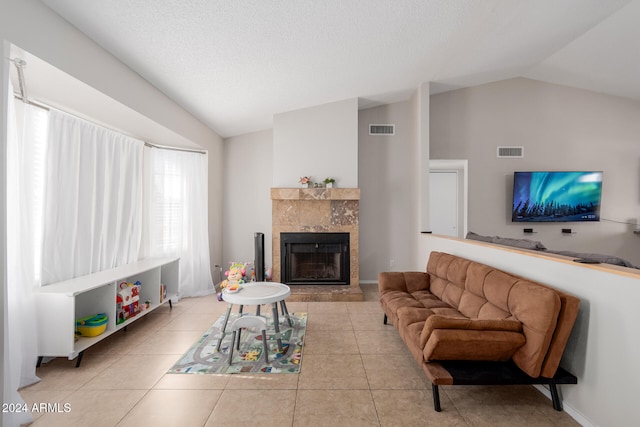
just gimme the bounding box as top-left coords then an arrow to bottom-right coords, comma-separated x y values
5,82 -> 42,427
40,110 -> 144,284
148,148 -> 213,297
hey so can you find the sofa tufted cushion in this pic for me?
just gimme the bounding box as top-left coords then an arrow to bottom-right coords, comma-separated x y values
421,316 -> 523,344
508,280 -> 561,376
397,306 -> 433,361
539,288 -> 580,378
378,271 -> 430,295
424,329 -> 526,362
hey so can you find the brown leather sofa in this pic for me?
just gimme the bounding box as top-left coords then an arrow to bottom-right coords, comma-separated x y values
379,251 -> 580,411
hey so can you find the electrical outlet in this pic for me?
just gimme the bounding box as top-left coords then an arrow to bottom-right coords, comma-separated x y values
390,259 -> 396,268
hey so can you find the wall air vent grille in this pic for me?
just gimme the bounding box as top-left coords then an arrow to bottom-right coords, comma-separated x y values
497,146 -> 524,158
369,124 -> 395,135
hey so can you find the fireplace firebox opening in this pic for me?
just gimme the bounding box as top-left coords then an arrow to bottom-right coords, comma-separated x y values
280,232 -> 350,285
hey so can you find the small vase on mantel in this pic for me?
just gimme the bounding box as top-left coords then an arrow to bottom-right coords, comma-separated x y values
323,178 -> 336,188
299,176 -> 312,188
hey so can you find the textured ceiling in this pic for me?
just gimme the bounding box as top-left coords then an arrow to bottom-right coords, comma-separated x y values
39,0 -> 639,138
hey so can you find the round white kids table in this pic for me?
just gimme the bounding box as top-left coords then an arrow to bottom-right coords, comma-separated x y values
215,282 -> 292,353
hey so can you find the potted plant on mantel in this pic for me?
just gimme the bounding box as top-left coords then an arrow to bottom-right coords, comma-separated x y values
299,176 -> 312,188
323,178 -> 336,188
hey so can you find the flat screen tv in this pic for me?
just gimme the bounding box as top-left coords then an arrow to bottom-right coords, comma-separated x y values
512,171 -> 602,222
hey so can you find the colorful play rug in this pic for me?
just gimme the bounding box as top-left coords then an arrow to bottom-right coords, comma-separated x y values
168,312 -> 306,374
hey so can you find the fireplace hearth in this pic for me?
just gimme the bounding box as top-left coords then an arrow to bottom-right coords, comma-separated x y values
281,232 -> 350,285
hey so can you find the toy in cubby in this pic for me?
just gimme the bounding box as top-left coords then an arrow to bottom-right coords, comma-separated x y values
160,283 -> 167,303
116,280 -> 142,325
75,313 -> 108,338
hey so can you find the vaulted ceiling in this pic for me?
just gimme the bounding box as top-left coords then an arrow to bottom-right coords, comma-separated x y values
39,0 -> 640,138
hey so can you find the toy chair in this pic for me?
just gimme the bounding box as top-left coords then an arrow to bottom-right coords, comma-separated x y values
228,315 -> 269,365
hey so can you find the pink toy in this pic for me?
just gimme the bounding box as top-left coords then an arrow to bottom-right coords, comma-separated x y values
217,262 -> 247,300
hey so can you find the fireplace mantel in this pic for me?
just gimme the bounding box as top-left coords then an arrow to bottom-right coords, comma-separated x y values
271,187 -> 360,300
270,187 -> 360,201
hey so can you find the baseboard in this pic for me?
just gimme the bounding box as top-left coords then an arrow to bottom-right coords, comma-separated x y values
532,384 -> 593,427
359,279 -> 377,284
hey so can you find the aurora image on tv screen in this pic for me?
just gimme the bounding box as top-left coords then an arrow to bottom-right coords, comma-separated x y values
512,171 -> 602,222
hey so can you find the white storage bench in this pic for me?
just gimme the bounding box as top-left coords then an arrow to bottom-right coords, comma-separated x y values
34,258 -> 179,367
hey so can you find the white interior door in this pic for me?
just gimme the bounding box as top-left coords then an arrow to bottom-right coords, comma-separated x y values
429,171 -> 459,237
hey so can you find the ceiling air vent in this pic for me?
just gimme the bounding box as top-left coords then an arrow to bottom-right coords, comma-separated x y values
497,146 -> 524,158
369,124 -> 395,135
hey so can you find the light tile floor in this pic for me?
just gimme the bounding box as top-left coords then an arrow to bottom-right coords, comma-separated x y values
20,284 -> 580,426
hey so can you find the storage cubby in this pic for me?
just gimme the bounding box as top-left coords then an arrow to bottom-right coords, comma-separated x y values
34,257 -> 179,366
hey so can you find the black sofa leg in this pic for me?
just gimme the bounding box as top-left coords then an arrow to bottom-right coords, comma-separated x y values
383,314 -> 388,325
432,384 -> 441,412
549,384 -> 562,411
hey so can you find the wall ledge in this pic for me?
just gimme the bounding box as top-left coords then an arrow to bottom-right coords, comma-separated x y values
429,234 -> 640,280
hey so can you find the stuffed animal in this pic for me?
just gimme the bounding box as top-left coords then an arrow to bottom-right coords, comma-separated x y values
217,262 -> 246,300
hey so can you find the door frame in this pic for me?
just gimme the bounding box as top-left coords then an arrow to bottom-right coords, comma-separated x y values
429,159 -> 468,238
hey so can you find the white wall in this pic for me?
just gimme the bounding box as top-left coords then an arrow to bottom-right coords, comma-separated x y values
0,0 -> 225,269
430,77 -> 640,265
357,83 -> 432,282
222,129 -> 273,273
418,234 -> 640,427
359,101 -> 418,277
273,98 -> 358,188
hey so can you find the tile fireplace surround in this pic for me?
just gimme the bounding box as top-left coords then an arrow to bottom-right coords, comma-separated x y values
271,187 -> 362,301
